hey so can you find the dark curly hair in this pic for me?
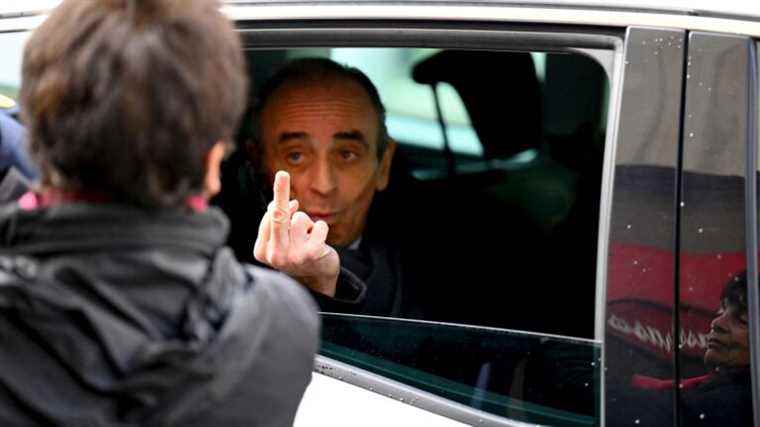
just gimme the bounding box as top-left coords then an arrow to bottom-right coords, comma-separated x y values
721,270 -> 748,313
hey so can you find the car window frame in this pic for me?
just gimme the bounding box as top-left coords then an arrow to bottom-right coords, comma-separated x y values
749,38 -> 760,427
236,20 -> 622,426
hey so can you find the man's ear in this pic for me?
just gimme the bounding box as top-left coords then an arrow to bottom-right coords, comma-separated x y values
202,141 -> 227,198
376,139 -> 397,191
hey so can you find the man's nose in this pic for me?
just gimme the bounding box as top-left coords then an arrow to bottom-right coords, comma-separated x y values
309,160 -> 337,196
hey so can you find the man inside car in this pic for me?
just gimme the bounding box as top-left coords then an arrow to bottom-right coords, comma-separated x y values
224,57 -> 541,328
248,58 -> 409,316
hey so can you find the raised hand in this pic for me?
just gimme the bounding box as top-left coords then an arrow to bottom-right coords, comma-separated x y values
253,170 -> 340,296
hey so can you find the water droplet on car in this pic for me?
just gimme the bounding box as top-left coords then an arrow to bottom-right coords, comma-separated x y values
700,413 -> 705,420
716,254 -> 722,259
680,201 -> 685,207
584,382 -> 589,387
626,224 -> 632,229
687,74 -> 690,79
633,260 -> 639,265
689,132 -> 694,138
654,51 -> 659,55
642,40 -> 647,45
635,419 -> 640,424
400,397 -> 405,402
698,228 -> 703,233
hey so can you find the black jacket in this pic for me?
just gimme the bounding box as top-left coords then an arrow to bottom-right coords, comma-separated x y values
0,203 -> 319,426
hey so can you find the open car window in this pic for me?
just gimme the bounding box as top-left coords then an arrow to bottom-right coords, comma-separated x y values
237,45 -> 608,334
322,313 -> 601,425
226,41 -> 612,426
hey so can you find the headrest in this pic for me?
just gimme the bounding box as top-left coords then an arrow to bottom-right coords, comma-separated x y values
412,50 -> 542,159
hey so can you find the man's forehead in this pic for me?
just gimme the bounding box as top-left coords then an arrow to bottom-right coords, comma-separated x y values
269,76 -> 374,108
260,76 -> 380,140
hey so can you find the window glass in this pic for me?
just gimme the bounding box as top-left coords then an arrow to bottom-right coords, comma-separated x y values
331,48 -> 480,156
0,31 -> 27,110
322,314 -> 601,425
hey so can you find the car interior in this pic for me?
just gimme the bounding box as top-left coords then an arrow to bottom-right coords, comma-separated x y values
215,46 -> 608,336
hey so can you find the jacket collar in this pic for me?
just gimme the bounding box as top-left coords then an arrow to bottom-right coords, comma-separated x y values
0,202 -> 229,257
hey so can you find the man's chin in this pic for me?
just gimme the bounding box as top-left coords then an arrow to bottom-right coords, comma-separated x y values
326,231 -> 358,248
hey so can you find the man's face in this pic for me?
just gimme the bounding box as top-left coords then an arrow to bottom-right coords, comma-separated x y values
259,77 -> 394,247
704,299 -> 750,368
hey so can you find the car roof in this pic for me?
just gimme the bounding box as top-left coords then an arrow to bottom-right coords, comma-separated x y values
2,0 -> 759,21
222,0 -> 760,21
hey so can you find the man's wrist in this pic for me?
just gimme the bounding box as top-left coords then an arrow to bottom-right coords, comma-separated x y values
295,273 -> 338,297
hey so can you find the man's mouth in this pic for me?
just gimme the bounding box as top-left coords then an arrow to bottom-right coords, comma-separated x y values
305,211 -> 338,223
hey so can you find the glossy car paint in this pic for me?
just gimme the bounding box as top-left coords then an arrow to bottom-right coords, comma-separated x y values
604,26 -> 685,420
680,31 -> 754,421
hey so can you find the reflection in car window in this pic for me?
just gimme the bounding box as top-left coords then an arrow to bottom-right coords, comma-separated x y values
605,31 -> 757,427
321,314 -> 601,426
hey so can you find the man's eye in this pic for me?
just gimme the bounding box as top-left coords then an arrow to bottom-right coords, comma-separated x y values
286,152 -> 304,164
338,150 -> 359,162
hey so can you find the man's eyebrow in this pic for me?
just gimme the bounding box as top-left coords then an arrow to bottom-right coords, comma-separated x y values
278,131 -> 308,144
334,130 -> 369,148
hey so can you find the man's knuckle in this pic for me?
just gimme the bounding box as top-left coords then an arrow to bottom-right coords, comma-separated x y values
269,253 -> 285,268
288,252 -> 305,265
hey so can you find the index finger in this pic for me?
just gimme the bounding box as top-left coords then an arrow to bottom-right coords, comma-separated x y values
273,170 -> 291,212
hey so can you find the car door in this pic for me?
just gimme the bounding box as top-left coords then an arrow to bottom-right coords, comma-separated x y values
232,12 -> 623,426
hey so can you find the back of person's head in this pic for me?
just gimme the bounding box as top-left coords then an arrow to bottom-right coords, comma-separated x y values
20,0 -> 247,208
721,270 -> 748,313
251,57 -> 389,158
